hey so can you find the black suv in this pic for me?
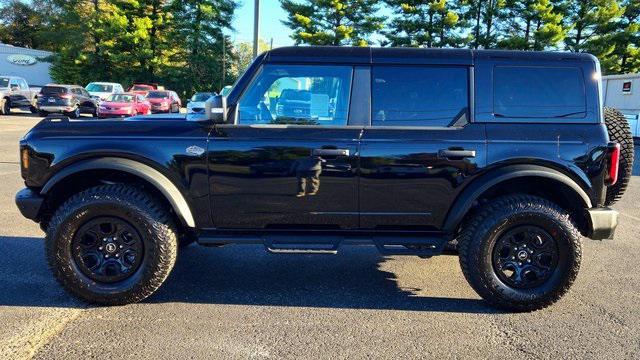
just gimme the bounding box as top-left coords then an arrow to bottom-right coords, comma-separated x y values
16,47 -> 633,311
37,84 -> 98,118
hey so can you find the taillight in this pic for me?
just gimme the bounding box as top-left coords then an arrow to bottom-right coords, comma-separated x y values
59,93 -> 72,99
607,143 -> 620,186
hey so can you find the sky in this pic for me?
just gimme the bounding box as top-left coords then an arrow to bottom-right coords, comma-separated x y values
228,0 -> 295,48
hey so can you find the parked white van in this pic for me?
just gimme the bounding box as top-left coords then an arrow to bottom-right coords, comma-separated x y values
603,73 -> 640,138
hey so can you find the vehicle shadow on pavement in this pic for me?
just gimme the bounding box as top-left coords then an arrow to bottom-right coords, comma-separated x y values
151,244 -> 499,314
0,236 -> 84,309
0,236 -> 498,314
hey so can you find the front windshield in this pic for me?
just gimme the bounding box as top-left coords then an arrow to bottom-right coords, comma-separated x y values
191,92 -> 213,102
106,94 -> 134,103
87,83 -> 113,92
147,91 -> 169,99
0,77 -> 9,88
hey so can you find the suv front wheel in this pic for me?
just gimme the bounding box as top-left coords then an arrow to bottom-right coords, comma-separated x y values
45,184 -> 178,305
458,194 -> 582,312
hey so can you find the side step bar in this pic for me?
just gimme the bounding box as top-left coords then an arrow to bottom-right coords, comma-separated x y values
198,233 -> 448,256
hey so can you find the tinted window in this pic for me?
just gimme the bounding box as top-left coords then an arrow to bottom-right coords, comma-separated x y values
493,66 -> 586,118
238,64 -> 352,126
0,77 -> 9,88
41,86 -> 67,94
372,66 -> 469,127
147,91 -> 169,99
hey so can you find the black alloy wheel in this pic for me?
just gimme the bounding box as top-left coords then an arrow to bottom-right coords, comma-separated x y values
71,217 -> 144,283
492,225 -> 559,289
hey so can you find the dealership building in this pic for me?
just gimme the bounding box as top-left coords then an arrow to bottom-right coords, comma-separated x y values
0,43 -> 53,86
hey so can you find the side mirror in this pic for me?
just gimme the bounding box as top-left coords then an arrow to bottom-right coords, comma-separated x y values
10,84 -> 19,91
205,95 -> 227,123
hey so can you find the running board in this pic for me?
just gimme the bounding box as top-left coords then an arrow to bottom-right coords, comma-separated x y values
198,232 -> 448,256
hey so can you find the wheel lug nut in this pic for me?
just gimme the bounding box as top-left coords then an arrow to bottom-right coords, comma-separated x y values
115,254 -> 119,258
98,246 -> 103,250
518,262 -> 522,265
105,255 -> 109,258
527,259 -> 531,263
511,256 -> 515,260
523,244 -> 527,248
119,245 -> 123,249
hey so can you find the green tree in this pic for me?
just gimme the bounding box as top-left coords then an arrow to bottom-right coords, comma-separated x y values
561,0 -> 624,52
280,0 -> 384,46
498,0 -> 566,50
593,0 -> 639,73
0,0 -> 55,49
234,39 -> 270,76
459,0 -> 508,48
383,0 -> 463,47
167,0 -> 238,98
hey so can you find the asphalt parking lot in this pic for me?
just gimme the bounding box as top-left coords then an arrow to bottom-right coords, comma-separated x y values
0,112 -> 639,359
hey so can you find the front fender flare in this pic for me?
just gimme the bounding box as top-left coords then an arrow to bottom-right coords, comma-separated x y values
443,164 -> 592,233
41,157 -> 196,228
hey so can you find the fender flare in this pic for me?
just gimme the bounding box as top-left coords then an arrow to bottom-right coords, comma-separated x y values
443,164 -> 592,233
41,157 -> 196,228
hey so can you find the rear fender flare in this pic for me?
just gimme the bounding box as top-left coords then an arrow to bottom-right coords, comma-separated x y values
443,164 -> 592,233
41,157 -> 196,228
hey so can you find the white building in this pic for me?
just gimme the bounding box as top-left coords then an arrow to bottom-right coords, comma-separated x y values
0,43 -> 53,86
603,73 -> 640,137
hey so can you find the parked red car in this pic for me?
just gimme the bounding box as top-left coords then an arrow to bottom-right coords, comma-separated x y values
128,83 -> 161,97
97,93 -> 151,118
147,90 -> 182,113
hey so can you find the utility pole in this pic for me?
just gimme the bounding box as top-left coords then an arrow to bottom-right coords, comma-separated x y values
270,38 -> 273,50
221,36 -> 226,89
252,0 -> 260,58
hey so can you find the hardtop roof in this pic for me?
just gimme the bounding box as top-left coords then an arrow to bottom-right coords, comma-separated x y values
264,46 -> 597,65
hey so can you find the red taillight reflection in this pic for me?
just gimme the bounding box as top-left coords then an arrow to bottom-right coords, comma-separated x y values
608,143 -> 620,186
59,94 -> 72,99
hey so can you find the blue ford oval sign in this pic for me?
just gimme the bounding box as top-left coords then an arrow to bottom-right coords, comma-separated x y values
7,54 -> 37,66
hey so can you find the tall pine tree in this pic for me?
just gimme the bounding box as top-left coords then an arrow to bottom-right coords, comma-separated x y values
280,0 -> 384,46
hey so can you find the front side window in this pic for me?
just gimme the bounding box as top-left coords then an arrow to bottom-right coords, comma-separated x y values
493,66 -> 586,118
238,64 -> 353,126
372,66 -> 469,127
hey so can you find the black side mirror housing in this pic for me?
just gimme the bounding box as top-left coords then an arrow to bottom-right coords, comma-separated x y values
205,95 -> 227,123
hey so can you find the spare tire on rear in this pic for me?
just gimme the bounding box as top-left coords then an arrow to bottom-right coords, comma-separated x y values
603,107 -> 634,206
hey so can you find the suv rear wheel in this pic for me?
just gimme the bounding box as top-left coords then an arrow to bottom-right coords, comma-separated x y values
458,194 -> 582,312
45,184 -> 178,305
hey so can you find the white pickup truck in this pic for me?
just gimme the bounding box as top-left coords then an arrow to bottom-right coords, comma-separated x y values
0,76 -> 40,115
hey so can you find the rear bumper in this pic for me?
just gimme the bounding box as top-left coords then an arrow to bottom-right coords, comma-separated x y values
586,207 -> 618,240
39,105 -> 74,112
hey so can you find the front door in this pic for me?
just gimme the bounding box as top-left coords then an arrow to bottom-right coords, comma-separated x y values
358,64 -> 486,230
209,64 -> 361,230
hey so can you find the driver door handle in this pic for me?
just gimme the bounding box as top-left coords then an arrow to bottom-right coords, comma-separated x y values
438,149 -> 476,160
312,148 -> 350,157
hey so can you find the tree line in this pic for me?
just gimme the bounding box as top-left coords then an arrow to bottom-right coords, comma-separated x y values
0,0 -> 638,98
283,0 -> 639,74
0,0 -> 238,98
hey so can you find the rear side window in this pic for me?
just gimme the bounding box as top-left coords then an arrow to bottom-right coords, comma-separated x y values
41,86 -> 67,94
372,66 -> 469,127
493,66 -> 586,118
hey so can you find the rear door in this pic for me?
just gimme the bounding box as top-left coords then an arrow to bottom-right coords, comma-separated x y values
208,64 -> 364,230
358,64 -> 486,230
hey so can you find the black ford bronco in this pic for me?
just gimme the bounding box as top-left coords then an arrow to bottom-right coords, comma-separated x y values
16,47 -> 633,311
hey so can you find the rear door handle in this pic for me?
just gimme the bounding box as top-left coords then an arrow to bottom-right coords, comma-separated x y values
312,148 -> 350,157
438,149 -> 476,159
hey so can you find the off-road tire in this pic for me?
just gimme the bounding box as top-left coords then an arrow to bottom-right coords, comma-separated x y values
603,107 -> 634,205
1,98 -> 10,115
458,194 -> 582,312
45,184 -> 178,305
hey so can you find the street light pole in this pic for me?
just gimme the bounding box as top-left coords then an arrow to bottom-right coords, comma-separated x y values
252,0 -> 260,58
